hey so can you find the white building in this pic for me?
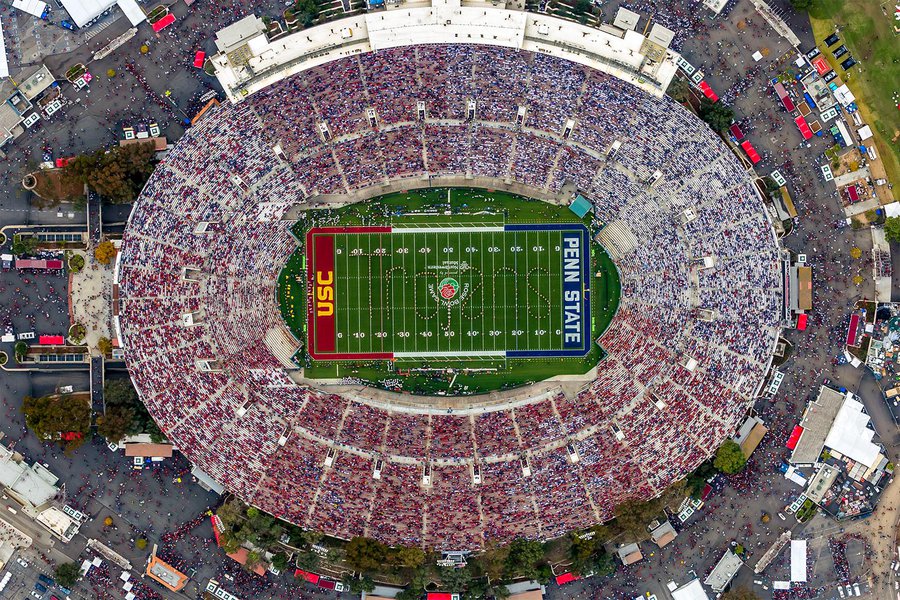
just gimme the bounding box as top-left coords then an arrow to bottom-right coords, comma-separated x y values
211,0 -> 681,103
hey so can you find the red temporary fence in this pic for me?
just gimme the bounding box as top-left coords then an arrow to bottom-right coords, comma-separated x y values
794,116 -> 813,140
740,140 -> 761,164
151,13 -> 175,32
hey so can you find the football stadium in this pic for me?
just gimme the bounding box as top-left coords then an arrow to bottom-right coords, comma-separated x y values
115,4 -> 785,550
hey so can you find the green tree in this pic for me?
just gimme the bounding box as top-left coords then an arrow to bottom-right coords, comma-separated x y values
97,336 -> 113,356
390,545 -> 426,568
885,216 -> 900,243
613,498 -> 661,538
97,405 -> 137,443
11,235 -> 37,256
666,77 -> 691,103
504,538 -> 544,579
54,562 -> 80,587
685,460 -> 716,497
295,548 -> 321,571
344,536 -> 387,572
714,439 -> 748,474
342,573 -> 376,594
397,566 -> 430,600
697,97 -> 735,132
13,341 -> 28,361
475,542 -> 509,581
22,394 -> 91,451
271,552 -> 289,572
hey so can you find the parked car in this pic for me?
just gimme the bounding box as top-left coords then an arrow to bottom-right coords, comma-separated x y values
60,19 -> 76,30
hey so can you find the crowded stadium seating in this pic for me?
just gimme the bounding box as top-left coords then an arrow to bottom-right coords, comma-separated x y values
118,43 -> 783,551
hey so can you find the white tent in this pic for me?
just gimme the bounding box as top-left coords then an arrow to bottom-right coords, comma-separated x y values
824,397 -> 881,469
671,579 -> 710,600
857,125 -> 873,141
11,0 -> 47,18
790,539 -> 807,583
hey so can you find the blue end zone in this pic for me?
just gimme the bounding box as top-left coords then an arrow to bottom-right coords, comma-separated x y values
504,223 -> 591,358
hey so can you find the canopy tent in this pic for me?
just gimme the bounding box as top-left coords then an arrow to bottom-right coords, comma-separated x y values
698,81 -> 718,102
740,141 -> 760,164
151,13 -> 175,32
795,116 -> 813,140
823,397 -> 881,468
786,425 -> 803,449
846,314 -> 860,345
790,540 -> 807,582
812,56 -> 830,75
728,123 -> 744,141
38,335 -> 65,345
797,313 -> 808,331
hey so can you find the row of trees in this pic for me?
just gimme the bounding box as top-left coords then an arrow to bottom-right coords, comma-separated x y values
21,378 -> 164,452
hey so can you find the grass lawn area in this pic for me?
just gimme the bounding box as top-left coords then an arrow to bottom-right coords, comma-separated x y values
808,0 -> 900,190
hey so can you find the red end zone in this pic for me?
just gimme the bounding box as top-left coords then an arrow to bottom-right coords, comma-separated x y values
306,227 -> 393,361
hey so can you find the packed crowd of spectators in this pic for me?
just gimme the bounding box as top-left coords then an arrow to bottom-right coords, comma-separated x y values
117,43 -> 782,550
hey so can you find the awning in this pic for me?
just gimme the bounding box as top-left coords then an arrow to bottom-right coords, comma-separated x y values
740,140 -> 760,164
151,13 -> 175,32
786,425 -> 803,449
794,116 -> 813,140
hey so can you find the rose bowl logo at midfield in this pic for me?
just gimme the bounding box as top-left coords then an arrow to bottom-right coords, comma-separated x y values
439,277 -> 460,300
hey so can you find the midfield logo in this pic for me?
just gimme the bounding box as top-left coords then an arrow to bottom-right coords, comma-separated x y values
439,277 -> 460,300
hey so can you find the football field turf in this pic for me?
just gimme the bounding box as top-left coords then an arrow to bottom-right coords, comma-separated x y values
306,223 -> 590,361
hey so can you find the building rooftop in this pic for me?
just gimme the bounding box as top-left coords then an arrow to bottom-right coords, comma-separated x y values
704,550 -> 743,592
146,555 -> 188,591
211,0 -> 681,103
0,445 -> 59,508
790,386 -> 846,464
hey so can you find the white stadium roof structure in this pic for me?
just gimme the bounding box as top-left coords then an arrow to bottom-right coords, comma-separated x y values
210,0 -> 680,103
117,9 -> 785,550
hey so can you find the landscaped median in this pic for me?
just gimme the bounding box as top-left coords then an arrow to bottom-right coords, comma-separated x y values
808,0 -> 900,189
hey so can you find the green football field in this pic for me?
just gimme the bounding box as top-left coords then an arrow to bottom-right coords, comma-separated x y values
306,224 -> 590,360
277,187 -> 621,393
